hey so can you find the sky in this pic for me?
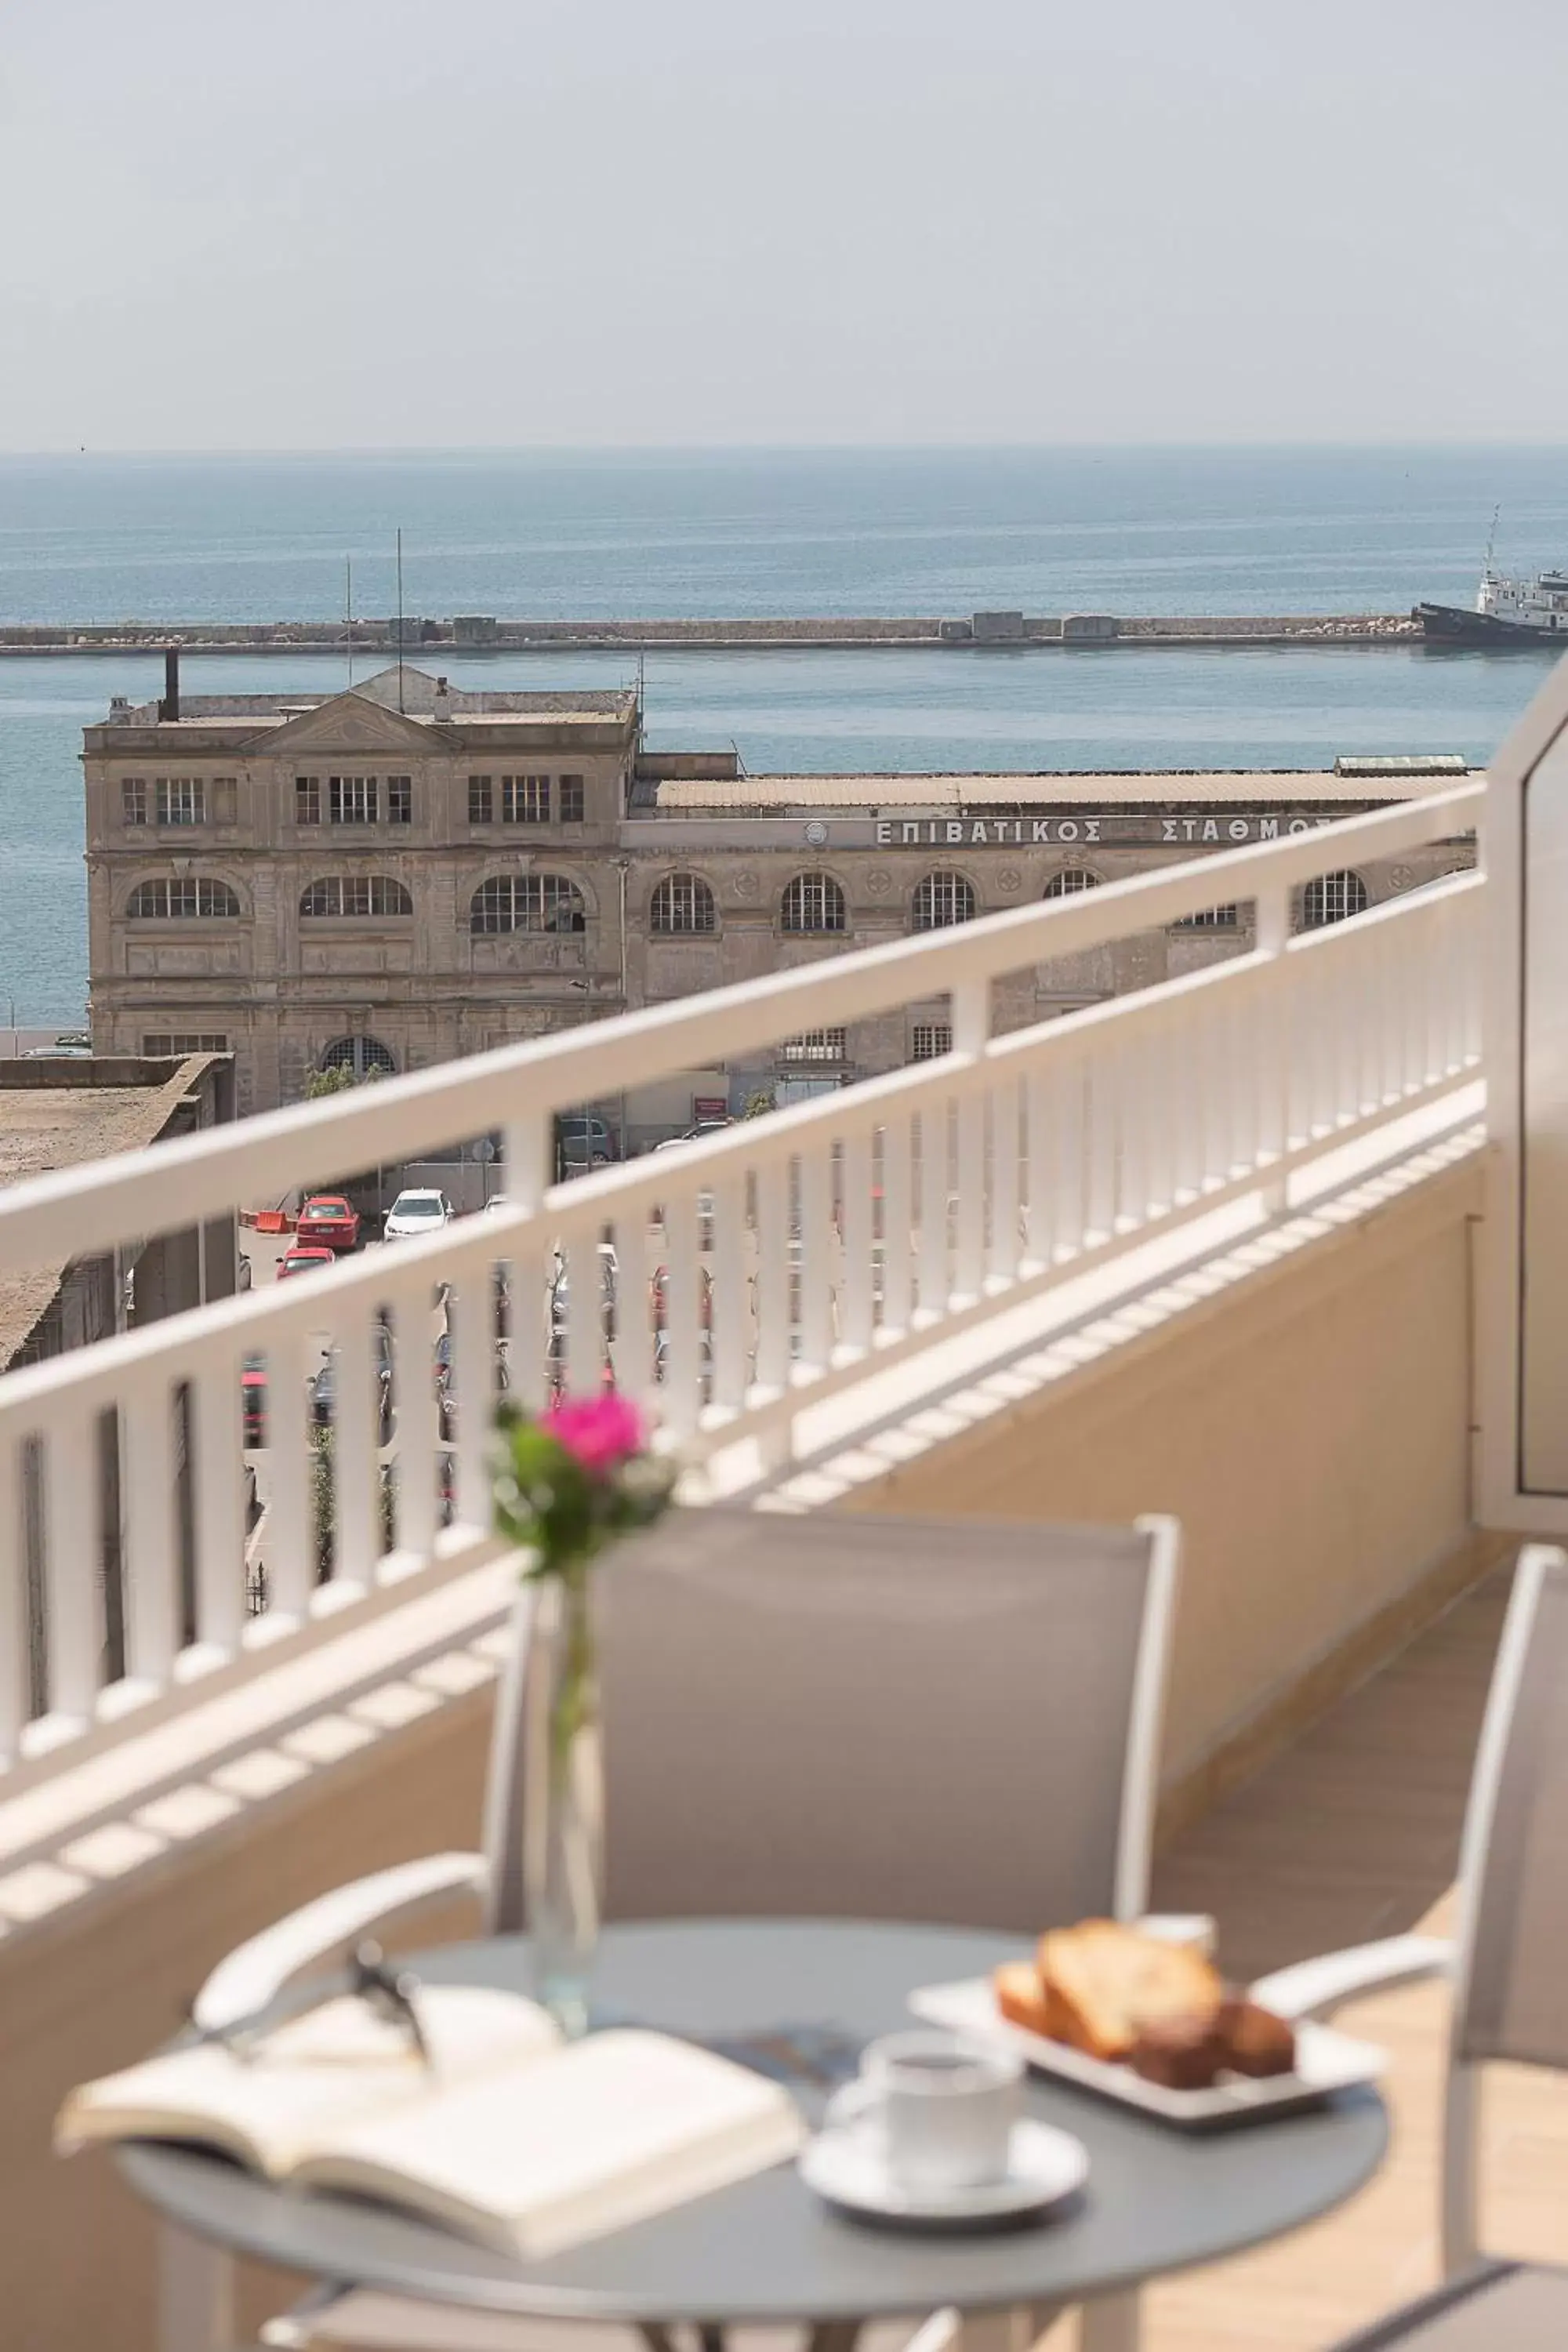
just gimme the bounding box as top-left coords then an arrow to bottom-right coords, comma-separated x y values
2,0 -> 1566,451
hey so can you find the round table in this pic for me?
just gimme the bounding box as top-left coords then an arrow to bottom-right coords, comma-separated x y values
122,1920 -> 1388,2335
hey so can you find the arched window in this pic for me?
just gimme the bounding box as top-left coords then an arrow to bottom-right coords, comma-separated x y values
1302,869 -> 1370,929
127,877 -> 241,920
1044,867 -> 1102,899
913,871 -> 976,931
781,872 -> 847,934
320,1036 -> 397,1079
650,873 -> 717,935
470,873 -> 586,935
300,876 -> 412,918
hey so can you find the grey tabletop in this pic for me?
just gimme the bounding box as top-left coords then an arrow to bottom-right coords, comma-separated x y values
120,1920 -> 1388,2325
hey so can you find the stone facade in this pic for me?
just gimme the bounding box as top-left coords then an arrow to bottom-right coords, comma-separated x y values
83,665 -> 1475,1136
85,667 -> 635,1116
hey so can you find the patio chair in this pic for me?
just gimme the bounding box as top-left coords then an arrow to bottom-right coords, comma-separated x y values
1240,1542 -> 1568,2352
180,1504 -> 1185,2352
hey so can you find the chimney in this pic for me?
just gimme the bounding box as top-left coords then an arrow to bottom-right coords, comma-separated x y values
159,644 -> 180,723
434,675 -> 451,722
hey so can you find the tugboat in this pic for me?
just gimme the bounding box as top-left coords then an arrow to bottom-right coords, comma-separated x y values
1416,512 -> 1568,644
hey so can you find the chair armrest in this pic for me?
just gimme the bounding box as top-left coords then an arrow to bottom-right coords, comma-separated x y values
1250,1933 -> 1452,2024
192,1851 -> 490,2032
258,2283 -> 342,2348
1135,1913 -> 1217,1957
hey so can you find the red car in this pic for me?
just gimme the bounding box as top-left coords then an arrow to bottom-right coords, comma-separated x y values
295,1194 -> 361,1252
649,1263 -> 713,1329
278,1246 -> 336,1280
241,1355 -> 267,1448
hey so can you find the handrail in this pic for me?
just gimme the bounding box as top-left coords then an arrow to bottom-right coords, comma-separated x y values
0,783 -> 1483,1277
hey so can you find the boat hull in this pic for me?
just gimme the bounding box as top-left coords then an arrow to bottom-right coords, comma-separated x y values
1415,601 -> 1562,647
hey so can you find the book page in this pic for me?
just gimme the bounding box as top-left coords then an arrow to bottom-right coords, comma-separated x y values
56,1987 -> 561,2179
296,2027 -> 805,2259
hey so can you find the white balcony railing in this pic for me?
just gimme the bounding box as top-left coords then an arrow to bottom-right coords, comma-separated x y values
0,785 -> 1485,1792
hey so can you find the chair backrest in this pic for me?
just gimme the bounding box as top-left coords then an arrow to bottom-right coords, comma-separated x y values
1451,1544 -> 1568,2074
482,1504 -> 1178,1939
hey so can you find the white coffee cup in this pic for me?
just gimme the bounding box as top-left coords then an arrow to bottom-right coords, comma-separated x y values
825,2031 -> 1022,2193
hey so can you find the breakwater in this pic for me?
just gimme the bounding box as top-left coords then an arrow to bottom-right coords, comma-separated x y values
0,610 -> 1425,656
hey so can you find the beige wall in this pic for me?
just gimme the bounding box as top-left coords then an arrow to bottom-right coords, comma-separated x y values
0,1686 -> 494,2352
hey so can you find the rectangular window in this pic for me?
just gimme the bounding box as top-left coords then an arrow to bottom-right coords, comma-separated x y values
910,1023 -> 953,1062
156,777 -> 205,826
121,779 -> 147,826
468,775 -> 493,826
559,774 -> 586,823
1173,905 -> 1240,930
502,774 -> 550,824
387,774 -> 412,825
142,1033 -> 230,1056
782,1029 -> 847,1063
329,775 -> 377,825
296,775 -> 321,826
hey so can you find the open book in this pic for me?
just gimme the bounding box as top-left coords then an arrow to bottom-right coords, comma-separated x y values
56,1988 -> 804,2260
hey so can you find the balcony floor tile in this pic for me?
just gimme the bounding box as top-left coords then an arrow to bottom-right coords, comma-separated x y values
1108,1560 -> 1568,2350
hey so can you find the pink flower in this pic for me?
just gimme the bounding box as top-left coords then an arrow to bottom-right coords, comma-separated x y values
540,1393 -> 648,1476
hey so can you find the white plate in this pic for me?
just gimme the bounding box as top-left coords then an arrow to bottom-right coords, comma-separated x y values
800,2117 -> 1089,2228
908,1977 -> 1385,2132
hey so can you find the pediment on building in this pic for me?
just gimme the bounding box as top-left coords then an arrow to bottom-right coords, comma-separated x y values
254,690 -> 438,757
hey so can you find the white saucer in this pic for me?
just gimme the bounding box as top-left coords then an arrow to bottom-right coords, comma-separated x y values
799,2118 -> 1089,2230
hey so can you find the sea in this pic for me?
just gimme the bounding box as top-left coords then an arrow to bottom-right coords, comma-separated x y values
2,445 -> 1566,1024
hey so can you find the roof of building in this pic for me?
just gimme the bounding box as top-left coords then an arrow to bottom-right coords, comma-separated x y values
104,667 -> 637,729
354,669 -> 636,720
0,1056 -> 218,1371
646,765 -> 1482,814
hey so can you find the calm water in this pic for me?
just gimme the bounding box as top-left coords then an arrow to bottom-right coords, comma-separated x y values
1,447 -> 1563,1020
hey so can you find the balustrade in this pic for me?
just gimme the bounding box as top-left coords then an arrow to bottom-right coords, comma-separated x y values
0,786 -> 1485,1786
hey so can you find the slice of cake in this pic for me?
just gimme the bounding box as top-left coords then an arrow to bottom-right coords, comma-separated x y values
1035,1920 -> 1223,2063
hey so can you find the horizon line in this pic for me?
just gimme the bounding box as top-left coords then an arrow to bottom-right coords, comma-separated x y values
2,438 -> 1568,463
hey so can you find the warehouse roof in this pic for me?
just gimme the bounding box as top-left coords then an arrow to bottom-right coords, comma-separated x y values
647,764 -> 1481,814
0,1056 -> 220,1371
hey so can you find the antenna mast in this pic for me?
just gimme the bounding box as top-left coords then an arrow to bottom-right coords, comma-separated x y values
1483,504 -> 1501,580
345,557 -> 354,689
395,529 -> 405,714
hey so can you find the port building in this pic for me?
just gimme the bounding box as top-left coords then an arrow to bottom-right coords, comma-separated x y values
83,662 -> 1475,1137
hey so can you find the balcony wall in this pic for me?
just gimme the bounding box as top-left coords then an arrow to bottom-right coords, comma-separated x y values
0,1600 -> 503,2350
0,1133 -> 1494,2352
0,780 -> 1496,2346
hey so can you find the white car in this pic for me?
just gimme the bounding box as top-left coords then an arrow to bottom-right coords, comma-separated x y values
653,1120 -> 731,1152
383,1189 -> 453,1240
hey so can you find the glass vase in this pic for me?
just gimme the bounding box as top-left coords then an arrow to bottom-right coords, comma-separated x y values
522,1566 -> 604,2038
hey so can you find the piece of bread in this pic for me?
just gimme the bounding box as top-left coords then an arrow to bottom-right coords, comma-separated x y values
1036,1920 -> 1224,2062
1215,1997 -> 1296,2078
1128,2013 -> 1227,2089
993,1961 -> 1053,2036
